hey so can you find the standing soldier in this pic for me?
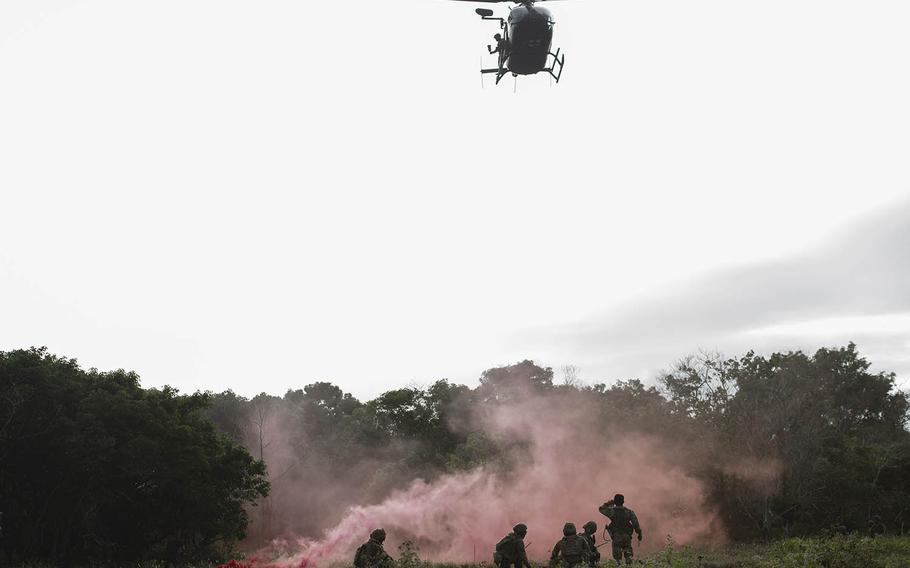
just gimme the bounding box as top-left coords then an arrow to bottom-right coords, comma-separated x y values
354,528 -> 393,568
598,494 -> 642,566
494,523 -> 533,568
549,523 -> 591,568
579,521 -> 600,567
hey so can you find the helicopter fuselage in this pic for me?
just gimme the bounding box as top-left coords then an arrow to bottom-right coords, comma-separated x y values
502,4 -> 554,75
475,1 -> 564,84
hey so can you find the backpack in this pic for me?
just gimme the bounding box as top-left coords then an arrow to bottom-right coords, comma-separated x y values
354,543 -> 367,568
609,507 -> 634,536
560,535 -> 586,560
494,534 -> 515,564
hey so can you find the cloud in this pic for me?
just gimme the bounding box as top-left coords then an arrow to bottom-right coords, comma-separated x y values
541,199 -> 910,384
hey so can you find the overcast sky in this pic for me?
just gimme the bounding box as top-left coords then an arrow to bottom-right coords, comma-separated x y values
2,0 -> 908,399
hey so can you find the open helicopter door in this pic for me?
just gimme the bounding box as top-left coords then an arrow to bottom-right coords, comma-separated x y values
476,8 -> 508,84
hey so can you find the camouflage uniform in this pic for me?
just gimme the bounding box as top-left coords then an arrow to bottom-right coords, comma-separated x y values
599,497 -> 642,566
549,523 -> 591,568
355,529 -> 393,568
495,524 -> 532,568
580,521 -> 600,567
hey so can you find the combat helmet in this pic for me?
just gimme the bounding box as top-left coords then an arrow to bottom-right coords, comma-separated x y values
563,522 -> 577,536
513,523 -> 528,536
370,528 -> 386,542
582,521 -> 597,534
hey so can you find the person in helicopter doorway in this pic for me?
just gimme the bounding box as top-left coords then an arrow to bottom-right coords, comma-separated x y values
488,33 -> 511,56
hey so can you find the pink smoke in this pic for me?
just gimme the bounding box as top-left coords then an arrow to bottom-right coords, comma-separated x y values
242,391 -> 734,567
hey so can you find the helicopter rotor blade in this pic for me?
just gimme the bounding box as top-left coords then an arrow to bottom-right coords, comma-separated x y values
446,0 -> 570,3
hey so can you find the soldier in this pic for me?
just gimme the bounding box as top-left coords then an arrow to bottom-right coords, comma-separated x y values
579,521 -> 600,567
354,528 -> 393,568
598,494 -> 642,566
549,522 -> 591,568
488,33 -> 510,55
495,523 -> 533,568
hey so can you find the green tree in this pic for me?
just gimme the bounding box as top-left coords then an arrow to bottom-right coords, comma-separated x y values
698,345 -> 910,537
479,359 -> 554,402
0,347 -> 269,565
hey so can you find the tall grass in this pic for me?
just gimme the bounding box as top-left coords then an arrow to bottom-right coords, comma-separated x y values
6,536 -> 909,568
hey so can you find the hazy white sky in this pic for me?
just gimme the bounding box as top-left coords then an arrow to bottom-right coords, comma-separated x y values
2,0 -> 908,399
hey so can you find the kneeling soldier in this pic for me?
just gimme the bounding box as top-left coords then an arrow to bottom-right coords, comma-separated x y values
580,521 -> 600,567
495,523 -> 533,568
354,528 -> 393,568
550,523 -> 591,568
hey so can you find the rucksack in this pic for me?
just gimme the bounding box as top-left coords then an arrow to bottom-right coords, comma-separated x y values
495,534 -> 515,563
354,543 -> 367,568
560,535 -> 586,559
609,507 -> 634,536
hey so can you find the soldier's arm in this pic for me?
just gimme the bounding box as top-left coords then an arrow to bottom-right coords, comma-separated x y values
631,511 -> 642,538
369,545 -> 383,566
598,500 -> 616,520
519,542 -> 532,568
376,544 -> 392,565
549,540 -> 562,567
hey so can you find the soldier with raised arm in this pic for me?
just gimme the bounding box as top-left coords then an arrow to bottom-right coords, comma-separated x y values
488,33 -> 511,55
598,494 -> 642,566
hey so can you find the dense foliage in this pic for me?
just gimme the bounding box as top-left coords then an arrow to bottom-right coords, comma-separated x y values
1,343 -> 907,567
206,344 -> 909,543
0,348 -> 270,566
664,345 -> 910,538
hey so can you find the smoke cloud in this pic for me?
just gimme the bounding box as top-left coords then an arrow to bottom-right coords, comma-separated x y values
236,388 -> 743,568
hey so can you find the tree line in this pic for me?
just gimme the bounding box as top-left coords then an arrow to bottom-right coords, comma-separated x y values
1,343 -> 908,566
0,348 -> 269,566
204,344 -> 910,543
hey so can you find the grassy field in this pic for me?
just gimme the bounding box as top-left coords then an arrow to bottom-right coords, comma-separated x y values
411,536 -> 910,568
8,536 -> 910,568
626,535 -> 910,567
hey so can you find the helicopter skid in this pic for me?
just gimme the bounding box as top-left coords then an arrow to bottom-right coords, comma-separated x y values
479,49 -> 565,86
481,67 -> 508,85
544,48 -> 565,83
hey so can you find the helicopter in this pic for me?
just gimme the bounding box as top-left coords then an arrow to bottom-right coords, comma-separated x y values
454,0 -> 566,85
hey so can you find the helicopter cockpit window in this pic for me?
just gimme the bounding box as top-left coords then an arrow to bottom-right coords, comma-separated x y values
536,7 -> 555,26
508,7 -> 530,24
